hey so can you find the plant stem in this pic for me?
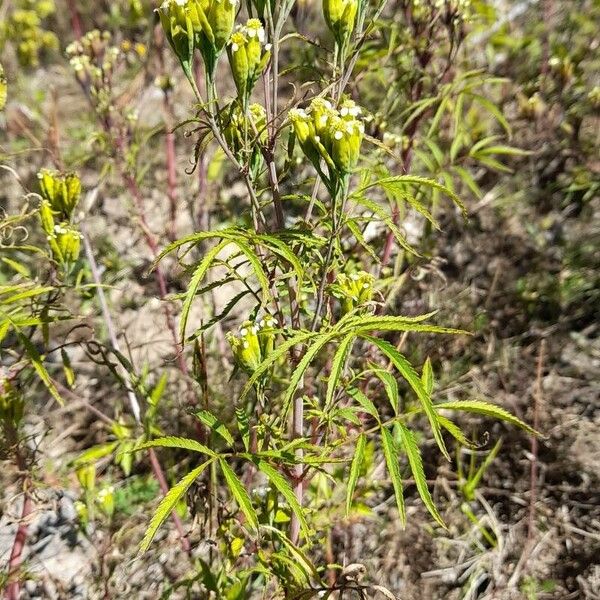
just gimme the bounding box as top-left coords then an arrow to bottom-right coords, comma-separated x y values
4,421 -> 32,600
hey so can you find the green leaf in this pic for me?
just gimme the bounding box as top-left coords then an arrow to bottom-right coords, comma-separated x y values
16,332 -> 63,406
345,218 -> 380,263
257,460 -> 309,538
220,460 -> 258,530
396,422 -> 445,527
469,93 -> 512,138
240,330 -> 321,401
281,333 -> 336,419
346,433 -> 367,517
422,357 -> 434,396
235,406 -> 250,451
194,410 -> 235,447
452,165 -> 482,199
363,336 -> 450,461
347,387 -> 379,421
139,460 -> 211,552
381,427 -> 405,526
61,348 -> 75,387
232,238 -> 271,305
187,289 -> 251,340
436,415 -> 473,447
360,175 -> 467,219
180,239 -> 229,340
324,333 -> 355,410
434,400 -> 537,435
373,369 -> 398,415
351,194 -> 418,256
134,436 -> 216,457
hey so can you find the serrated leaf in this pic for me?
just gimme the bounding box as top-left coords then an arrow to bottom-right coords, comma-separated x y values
220,460 -> 258,530
346,433 -> 367,517
232,238 -> 271,305
396,422 -> 445,527
187,289 -> 251,340
351,194 -> 418,256
139,460 -> 210,552
180,239 -> 229,340
436,415 -> 473,447
422,357 -> 434,396
134,436 -> 216,456
434,400 -> 537,435
381,427 -> 405,526
235,406 -> 250,451
257,460 -> 309,538
240,330 -> 320,401
360,175 -> 467,219
347,387 -> 379,421
363,336 -> 450,461
345,218 -> 380,263
61,348 -> 75,387
281,333 -> 336,419
373,369 -> 398,415
452,165 -> 482,199
195,410 -> 235,447
325,333 -> 355,410
469,93 -> 512,138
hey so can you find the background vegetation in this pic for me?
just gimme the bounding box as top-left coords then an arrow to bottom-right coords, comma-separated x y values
1,0 -> 599,598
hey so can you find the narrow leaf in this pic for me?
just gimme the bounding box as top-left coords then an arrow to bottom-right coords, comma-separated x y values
364,336 -> 450,461
139,461 -> 210,552
434,400 -> 537,435
325,333 -> 355,410
396,422 -> 445,527
257,460 -> 309,538
381,427 -> 405,526
346,433 -> 367,517
220,460 -> 258,529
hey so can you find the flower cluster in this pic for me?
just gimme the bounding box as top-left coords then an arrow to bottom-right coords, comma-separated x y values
0,1 -> 58,68
158,0 -> 238,77
38,169 -> 81,218
38,170 -> 83,266
289,97 -> 364,182
67,31 -> 121,116
227,316 -> 277,375
227,19 -> 271,105
330,271 -> 374,314
323,0 -> 358,47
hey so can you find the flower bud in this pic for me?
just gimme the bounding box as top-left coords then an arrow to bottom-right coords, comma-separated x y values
51,223 -> 82,264
227,19 -> 270,103
158,0 -> 195,67
39,200 -> 56,236
288,108 -> 322,171
37,169 -> 81,219
257,315 -> 277,358
227,320 -> 262,374
329,114 -> 363,173
323,0 -> 358,46
331,271 -> 374,314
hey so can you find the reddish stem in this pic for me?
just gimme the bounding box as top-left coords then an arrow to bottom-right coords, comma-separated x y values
4,489 -> 32,600
66,0 -> 83,39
